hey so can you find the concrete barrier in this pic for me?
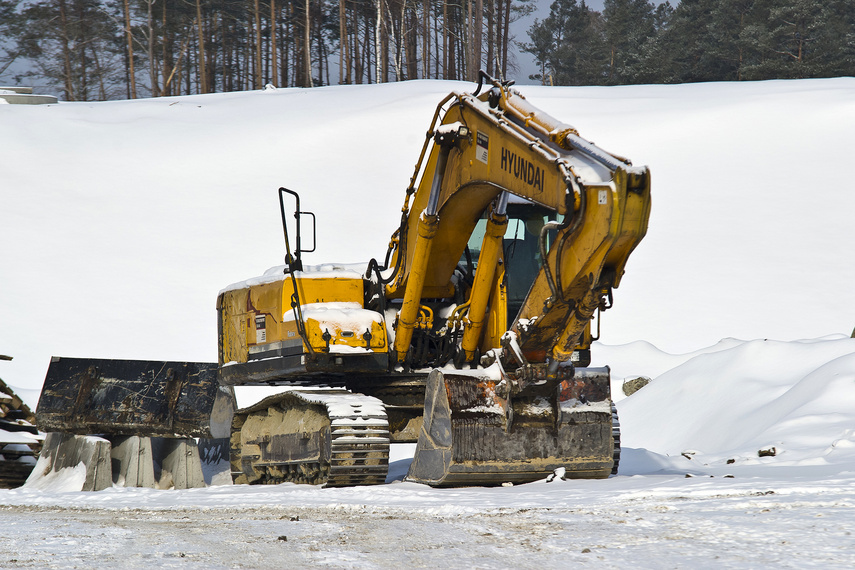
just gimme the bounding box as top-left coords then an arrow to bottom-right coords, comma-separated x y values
0,87 -> 59,105
153,437 -> 207,490
109,435 -> 157,488
26,432 -> 112,491
28,433 -> 218,491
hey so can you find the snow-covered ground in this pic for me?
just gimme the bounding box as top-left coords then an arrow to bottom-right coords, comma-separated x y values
2,78 -> 855,567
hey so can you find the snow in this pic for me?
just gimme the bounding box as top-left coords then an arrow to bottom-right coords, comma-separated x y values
290,389 -> 386,420
0,429 -> 41,445
283,301 -> 382,329
2,78 -> 855,565
21,457 -> 88,493
220,262 -> 367,294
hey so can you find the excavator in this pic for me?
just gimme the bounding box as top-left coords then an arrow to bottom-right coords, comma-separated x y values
35,73 -> 650,488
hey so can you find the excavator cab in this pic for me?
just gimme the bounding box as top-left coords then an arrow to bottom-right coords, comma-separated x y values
498,204 -> 559,325
463,203 -> 593,367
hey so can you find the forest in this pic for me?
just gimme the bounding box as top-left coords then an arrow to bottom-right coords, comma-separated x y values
527,0 -> 855,85
0,0 -> 853,101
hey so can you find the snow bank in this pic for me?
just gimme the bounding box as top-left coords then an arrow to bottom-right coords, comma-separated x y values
23,456 -> 88,493
616,335 -> 855,474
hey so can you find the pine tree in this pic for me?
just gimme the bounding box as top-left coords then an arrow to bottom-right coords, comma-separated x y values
702,0 -> 755,80
602,0 -> 656,84
523,0 -> 605,85
653,0 -> 717,82
766,0 -> 847,78
630,1 -> 672,83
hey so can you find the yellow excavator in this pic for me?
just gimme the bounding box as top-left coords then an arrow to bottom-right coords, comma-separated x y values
36,73 -> 650,488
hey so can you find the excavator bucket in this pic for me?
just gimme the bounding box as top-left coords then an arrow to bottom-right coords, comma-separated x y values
36,356 -> 234,439
406,367 -> 614,486
32,357 -> 236,490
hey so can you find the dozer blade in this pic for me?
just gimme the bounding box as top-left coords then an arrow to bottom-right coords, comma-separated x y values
406,367 -> 614,486
36,356 -> 235,439
231,389 -> 390,487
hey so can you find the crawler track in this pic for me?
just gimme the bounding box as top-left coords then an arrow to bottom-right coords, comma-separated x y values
231,389 -> 390,487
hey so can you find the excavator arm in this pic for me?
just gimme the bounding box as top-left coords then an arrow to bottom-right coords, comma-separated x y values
384,75 -> 650,374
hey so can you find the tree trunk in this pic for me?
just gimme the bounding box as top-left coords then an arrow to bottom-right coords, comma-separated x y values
388,0 -> 402,80
380,0 -> 389,82
501,0 -> 510,79
421,0 -> 428,78
270,0 -> 278,87
282,9 -> 290,87
196,0 -> 207,93
405,2 -> 418,79
374,0 -> 381,83
90,45 -> 106,100
58,3 -> 73,100
485,0 -> 493,76
354,8 -> 364,83
123,0 -> 137,98
474,0 -> 483,77
75,2 -> 88,100
316,5 -> 324,85
160,1 -> 170,97
339,0 -> 345,83
321,13 -> 331,85
254,0 -> 262,88
162,31 -> 192,94
185,29 -> 192,94
208,13 -> 217,92
146,0 -> 158,96
305,0 -> 313,86
432,0 -> 439,78
495,0 -> 503,78
442,0 -> 448,79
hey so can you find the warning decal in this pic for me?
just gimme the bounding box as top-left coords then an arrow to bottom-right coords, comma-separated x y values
476,132 -> 489,164
255,314 -> 267,343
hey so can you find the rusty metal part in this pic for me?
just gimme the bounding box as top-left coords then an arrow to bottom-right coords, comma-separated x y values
406,366 -> 614,486
36,357 -> 235,438
231,389 -> 390,487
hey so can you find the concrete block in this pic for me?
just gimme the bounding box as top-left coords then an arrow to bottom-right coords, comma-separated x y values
0,91 -> 58,105
109,435 -> 156,488
152,437 -> 206,490
26,432 -> 112,491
